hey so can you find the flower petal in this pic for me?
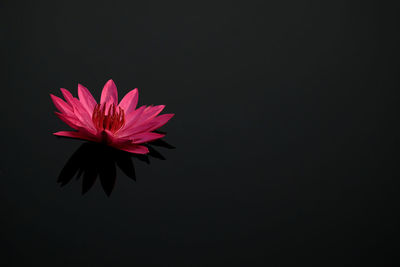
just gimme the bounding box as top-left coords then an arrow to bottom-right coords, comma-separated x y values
60,88 -> 74,105
53,131 -> 97,142
135,105 -> 165,125
100,79 -> 118,106
132,132 -> 165,144
78,84 -> 97,114
116,106 -> 147,137
55,112 -> 82,130
147,114 -> 175,131
71,98 -> 97,133
118,88 -> 138,116
50,94 -> 74,116
114,144 -> 149,154
124,113 -> 175,136
124,105 -> 146,125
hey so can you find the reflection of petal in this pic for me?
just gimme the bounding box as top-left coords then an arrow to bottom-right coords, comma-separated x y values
58,144 -> 85,186
148,146 -> 166,160
98,158 -> 116,197
115,153 -> 136,181
82,167 -> 97,195
150,138 -> 176,149
57,140 -> 174,196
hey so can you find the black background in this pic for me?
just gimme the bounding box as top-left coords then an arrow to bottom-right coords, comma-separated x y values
1,1 -> 399,266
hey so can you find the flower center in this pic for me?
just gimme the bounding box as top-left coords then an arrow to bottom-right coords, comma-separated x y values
92,103 -> 125,133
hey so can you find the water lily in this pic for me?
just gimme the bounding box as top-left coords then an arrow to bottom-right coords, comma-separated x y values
50,79 -> 174,154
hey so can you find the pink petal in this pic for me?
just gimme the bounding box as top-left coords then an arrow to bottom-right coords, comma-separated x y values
124,105 -> 146,125
124,113 -> 175,136
96,129 -> 129,146
116,106 -> 148,137
55,112 -> 82,130
148,114 -> 175,131
118,88 -> 138,116
114,144 -> 149,154
135,105 -> 165,125
53,131 -> 97,142
50,94 -> 74,116
78,84 -> 97,114
60,88 -> 74,105
100,79 -> 118,106
131,132 -> 165,144
71,98 -> 97,133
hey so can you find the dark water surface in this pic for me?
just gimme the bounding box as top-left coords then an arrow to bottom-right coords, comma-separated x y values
1,1 -> 399,266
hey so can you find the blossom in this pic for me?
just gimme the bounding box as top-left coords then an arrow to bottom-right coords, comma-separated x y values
50,79 -> 174,154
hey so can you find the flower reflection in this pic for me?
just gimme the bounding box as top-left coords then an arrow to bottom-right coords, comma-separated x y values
58,139 -> 174,196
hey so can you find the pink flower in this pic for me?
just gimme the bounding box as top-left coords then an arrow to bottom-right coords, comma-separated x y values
50,79 -> 174,154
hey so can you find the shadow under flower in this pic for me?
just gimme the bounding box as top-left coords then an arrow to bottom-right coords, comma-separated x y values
58,139 -> 175,196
